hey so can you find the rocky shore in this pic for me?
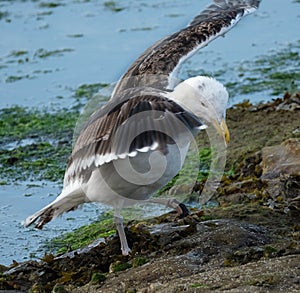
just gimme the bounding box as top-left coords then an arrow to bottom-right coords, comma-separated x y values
0,93 -> 299,292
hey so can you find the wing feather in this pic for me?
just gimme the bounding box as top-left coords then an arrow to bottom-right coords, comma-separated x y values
64,92 -> 202,185
112,0 -> 260,95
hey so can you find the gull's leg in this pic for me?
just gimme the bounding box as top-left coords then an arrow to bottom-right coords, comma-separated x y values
146,198 -> 190,218
114,209 -> 131,256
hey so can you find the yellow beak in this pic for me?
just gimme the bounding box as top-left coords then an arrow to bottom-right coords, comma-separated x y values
212,118 -> 230,145
221,119 -> 230,143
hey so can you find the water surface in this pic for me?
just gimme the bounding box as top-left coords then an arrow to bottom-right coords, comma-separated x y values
0,0 -> 299,108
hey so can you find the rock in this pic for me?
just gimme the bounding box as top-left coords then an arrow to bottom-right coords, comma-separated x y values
276,92 -> 300,111
238,151 -> 263,178
263,174 -> 300,214
75,219 -> 277,293
138,254 -> 300,293
167,183 -> 195,196
243,92 -> 300,112
261,138 -> 300,179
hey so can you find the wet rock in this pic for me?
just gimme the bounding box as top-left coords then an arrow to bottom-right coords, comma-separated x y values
166,183 -> 195,196
52,283 -> 68,293
73,219 -> 272,292
238,151 -> 263,178
261,138 -> 300,179
0,264 -> 9,273
256,138 -> 300,213
262,174 -> 300,214
245,92 -> 300,112
137,254 -> 300,293
54,238 -> 105,260
194,219 -> 270,255
276,92 -> 300,111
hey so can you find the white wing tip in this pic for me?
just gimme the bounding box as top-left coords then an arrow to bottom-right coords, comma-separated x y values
244,6 -> 258,16
22,215 -> 35,227
198,124 -> 208,130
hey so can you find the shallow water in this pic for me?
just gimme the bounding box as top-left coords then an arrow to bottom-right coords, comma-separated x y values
0,182 -> 171,265
0,0 -> 299,108
0,183 -> 106,265
0,0 -> 299,266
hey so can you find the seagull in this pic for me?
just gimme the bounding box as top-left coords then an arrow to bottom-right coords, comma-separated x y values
24,0 -> 260,255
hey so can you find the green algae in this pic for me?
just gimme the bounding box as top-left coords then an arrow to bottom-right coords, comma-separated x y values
8,50 -> 28,57
74,83 -> 108,100
3,47 -> 74,82
52,284 -> 68,293
166,13 -> 184,18
5,74 -> 32,83
34,48 -> 74,59
47,213 -> 115,254
227,42 -> 300,97
0,142 -> 69,182
109,261 -> 132,273
130,26 -> 157,32
67,33 -> 84,38
39,2 -> 65,8
190,283 -> 207,288
188,41 -> 300,98
0,106 -> 78,183
0,106 -> 77,142
0,11 -> 9,21
103,1 -> 125,12
132,256 -> 149,268
90,272 -> 106,284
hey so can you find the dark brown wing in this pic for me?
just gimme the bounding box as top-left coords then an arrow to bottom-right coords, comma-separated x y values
64,90 -> 203,184
112,0 -> 260,95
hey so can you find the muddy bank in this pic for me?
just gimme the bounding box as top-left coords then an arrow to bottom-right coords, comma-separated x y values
0,93 -> 299,292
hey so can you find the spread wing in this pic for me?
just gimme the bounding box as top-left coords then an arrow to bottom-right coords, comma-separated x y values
112,0 -> 260,96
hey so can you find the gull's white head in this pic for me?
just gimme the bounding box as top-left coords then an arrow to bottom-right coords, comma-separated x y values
169,76 -> 230,143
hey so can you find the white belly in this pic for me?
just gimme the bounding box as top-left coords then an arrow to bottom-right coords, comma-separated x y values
80,142 -> 190,208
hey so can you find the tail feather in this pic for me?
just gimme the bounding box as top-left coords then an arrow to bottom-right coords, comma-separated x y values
23,189 -> 87,229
